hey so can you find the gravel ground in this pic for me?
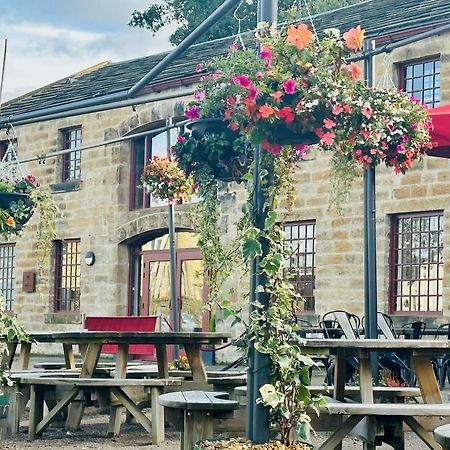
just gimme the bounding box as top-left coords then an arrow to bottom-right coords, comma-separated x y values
0,410 -> 432,450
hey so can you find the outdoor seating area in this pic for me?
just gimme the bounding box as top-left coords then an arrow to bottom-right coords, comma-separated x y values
2,313 -> 450,449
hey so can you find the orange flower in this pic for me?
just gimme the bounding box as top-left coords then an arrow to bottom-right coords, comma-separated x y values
343,25 -> 365,51
5,216 -> 15,228
286,24 -> 314,50
259,104 -> 276,119
270,91 -> 283,103
342,62 -> 362,81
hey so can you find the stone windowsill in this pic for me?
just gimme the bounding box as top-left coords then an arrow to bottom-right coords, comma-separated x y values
44,313 -> 83,324
49,179 -> 81,193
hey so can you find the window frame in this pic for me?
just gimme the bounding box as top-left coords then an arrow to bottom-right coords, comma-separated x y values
54,239 -> 81,313
61,127 -> 82,182
283,220 -> 316,312
389,211 -> 444,316
129,121 -> 184,211
398,55 -> 440,108
0,243 -> 15,311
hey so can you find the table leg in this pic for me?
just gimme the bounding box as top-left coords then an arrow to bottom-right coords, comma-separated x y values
184,344 -> 207,383
156,344 -> 169,378
63,344 -> 75,369
66,343 -> 102,430
18,342 -> 31,370
108,344 -> 129,436
333,350 -> 347,401
412,355 -> 443,404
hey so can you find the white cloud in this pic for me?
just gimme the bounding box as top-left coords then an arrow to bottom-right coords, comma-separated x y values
0,1 -> 177,103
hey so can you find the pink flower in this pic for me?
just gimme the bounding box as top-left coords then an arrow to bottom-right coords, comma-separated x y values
248,87 -> 258,101
396,144 -> 406,153
387,123 -> 395,132
234,74 -> 252,89
362,106 -> 372,119
194,90 -> 205,102
185,106 -> 200,120
259,46 -> 272,66
177,135 -> 186,143
321,132 -> 336,146
270,144 -> 282,155
282,79 -> 296,94
332,104 -> 344,115
229,43 -> 239,51
343,104 -> 352,113
256,71 -> 264,80
294,144 -> 309,159
195,63 -> 203,73
361,130 -> 371,139
323,118 -> 336,129
402,135 -> 410,143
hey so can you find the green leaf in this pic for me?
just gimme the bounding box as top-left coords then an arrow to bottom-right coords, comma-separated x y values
264,210 -> 278,231
242,238 -> 262,260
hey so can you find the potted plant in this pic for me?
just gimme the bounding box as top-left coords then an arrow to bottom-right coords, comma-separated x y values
141,155 -> 197,204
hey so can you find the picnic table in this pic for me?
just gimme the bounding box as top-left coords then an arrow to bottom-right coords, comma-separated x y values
300,338 -> 450,450
3,331 -> 230,440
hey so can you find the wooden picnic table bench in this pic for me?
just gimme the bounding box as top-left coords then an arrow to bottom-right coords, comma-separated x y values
159,390 -> 239,450
207,375 -> 247,399
18,376 -> 182,444
317,397 -> 450,450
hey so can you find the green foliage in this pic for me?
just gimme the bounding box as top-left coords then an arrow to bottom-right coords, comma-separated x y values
0,296 -> 29,387
129,0 -> 365,45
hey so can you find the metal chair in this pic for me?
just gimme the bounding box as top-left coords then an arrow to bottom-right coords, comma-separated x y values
432,324 -> 450,389
401,321 -> 426,339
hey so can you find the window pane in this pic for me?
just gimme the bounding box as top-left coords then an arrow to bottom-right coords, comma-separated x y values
0,244 -> 15,310
402,58 -> 440,107
390,212 -> 443,313
62,128 -> 82,181
283,221 -> 316,312
54,239 -> 81,312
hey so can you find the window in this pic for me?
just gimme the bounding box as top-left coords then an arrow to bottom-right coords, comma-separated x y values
0,244 -> 15,310
54,239 -> 81,312
62,127 -> 81,181
390,212 -> 443,314
283,221 -> 316,311
399,58 -> 440,107
130,126 -> 179,210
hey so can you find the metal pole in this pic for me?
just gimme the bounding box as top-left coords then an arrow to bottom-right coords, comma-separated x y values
363,40 -> 378,385
168,203 -> 179,358
247,0 -> 277,444
167,117 -> 179,358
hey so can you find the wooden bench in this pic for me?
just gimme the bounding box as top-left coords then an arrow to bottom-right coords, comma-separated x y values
207,375 -> 247,399
317,398 -> 450,450
234,385 -> 421,401
434,424 -> 450,449
18,376 -> 181,444
158,390 -> 239,450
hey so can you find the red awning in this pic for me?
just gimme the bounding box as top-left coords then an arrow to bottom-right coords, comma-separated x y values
427,104 -> 450,158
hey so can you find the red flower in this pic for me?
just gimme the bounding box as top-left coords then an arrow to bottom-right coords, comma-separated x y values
259,104 -> 276,118
321,132 -> 336,146
278,106 -> 295,124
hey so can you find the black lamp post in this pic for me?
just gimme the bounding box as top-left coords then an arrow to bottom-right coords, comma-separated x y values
246,0 -> 278,444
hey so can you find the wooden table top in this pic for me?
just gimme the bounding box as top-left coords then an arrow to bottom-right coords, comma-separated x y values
19,331 -> 230,345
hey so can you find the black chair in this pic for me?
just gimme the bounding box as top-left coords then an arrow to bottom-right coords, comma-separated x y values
320,310 -> 361,384
401,321 -> 426,339
432,324 -> 450,389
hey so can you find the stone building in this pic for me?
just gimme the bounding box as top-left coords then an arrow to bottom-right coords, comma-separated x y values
0,0 -> 449,360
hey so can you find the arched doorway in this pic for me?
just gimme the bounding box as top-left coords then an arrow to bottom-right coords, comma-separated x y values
129,231 -> 209,331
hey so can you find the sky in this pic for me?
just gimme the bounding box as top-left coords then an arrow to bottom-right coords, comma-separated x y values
0,0 -> 176,102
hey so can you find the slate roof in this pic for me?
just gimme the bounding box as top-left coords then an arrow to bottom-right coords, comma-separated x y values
2,0 -> 450,120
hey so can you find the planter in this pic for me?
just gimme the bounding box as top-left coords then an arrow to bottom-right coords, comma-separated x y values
187,118 -> 239,142
195,438 -> 311,450
0,192 -> 34,228
272,127 -> 320,146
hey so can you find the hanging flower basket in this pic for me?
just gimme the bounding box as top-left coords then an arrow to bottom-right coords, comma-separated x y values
186,118 -> 239,143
